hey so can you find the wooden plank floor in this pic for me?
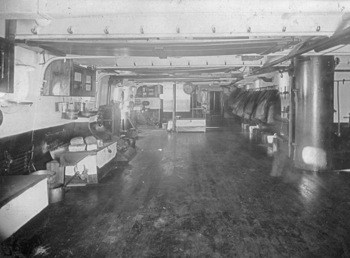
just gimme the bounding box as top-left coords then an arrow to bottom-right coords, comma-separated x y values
2,124 -> 350,257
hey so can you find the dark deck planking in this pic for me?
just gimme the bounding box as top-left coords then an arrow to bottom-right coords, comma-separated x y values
2,123 -> 350,257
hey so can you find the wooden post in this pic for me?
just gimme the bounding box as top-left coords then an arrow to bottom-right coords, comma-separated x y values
172,83 -> 176,131
191,91 -> 194,119
111,105 -> 116,134
336,81 -> 340,136
159,84 -> 163,128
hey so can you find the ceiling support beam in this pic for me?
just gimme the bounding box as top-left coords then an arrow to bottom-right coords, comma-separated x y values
15,15 -> 345,40
2,0 -> 350,19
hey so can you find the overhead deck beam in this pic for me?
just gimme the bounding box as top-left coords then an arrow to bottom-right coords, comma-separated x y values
1,0 -> 349,19
2,0 -> 347,39
14,14 -> 347,40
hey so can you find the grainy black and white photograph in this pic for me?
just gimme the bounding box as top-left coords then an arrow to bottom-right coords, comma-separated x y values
1,0 -> 350,257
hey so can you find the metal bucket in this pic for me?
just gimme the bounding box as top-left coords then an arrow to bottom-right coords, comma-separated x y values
31,170 -> 65,204
31,170 -> 56,188
48,183 -> 65,204
48,171 -> 80,204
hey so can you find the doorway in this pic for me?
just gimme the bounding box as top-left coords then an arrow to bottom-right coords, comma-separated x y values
209,91 -> 222,115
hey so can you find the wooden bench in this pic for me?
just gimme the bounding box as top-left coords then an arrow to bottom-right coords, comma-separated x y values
0,175 -> 48,241
176,118 -> 206,132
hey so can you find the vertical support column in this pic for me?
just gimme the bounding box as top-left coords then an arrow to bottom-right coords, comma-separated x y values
106,77 -> 112,105
172,83 -> 176,132
159,84 -> 163,128
294,56 -> 334,171
288,66 -> 295,158
336,81 -> 340,136
191,91 -> 195,119
111,105 -> 116,134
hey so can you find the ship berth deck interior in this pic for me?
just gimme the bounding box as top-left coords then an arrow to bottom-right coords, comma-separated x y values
2,0 -> 350,257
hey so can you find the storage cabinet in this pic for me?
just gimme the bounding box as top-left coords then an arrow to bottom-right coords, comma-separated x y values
42,61 -> 96,97
136,85 -> 160,98
71,65 -> 96,97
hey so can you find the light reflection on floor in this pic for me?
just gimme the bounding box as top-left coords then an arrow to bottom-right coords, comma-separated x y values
298,173 -> 321,211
